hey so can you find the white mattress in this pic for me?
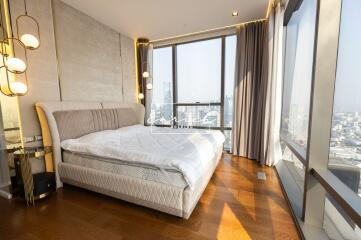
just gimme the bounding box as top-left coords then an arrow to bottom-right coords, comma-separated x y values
61,125 -> 225,189
62,151 -> 188,188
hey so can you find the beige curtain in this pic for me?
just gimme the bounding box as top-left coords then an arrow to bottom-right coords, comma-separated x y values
232,21 -> 268,160
137,41 -> 153,123
232,3 -> 284,166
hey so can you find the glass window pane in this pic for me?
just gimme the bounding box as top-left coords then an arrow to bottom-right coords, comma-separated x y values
176,105 -> 220,128
151,47 -> 173,125
224,35 -> 236,128
281,144 -> 305,194
324,195 -> 361,240
280,142 -> 306,218
281,0 -> 317,150
328,0 -> 361,199
177,39 -> 222,103
223,130 -> 232,151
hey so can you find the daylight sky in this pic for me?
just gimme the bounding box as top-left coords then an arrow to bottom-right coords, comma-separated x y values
333,0 -> 361,113
152,36 -> 236,105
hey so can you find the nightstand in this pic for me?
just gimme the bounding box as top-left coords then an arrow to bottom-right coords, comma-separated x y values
12,146 -> 55,205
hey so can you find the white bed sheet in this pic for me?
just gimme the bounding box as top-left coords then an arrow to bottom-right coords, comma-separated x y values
61,125 -> 225,189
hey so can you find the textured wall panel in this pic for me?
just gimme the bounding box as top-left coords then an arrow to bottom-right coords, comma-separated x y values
10,0 -> 60,139
8,0 -> 137,144
120,35 -> 137,103
53,0 -> 123,102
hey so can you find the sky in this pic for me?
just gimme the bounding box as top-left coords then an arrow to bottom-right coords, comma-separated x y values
152,36 -> 236,105
283,0 -> 360,118
333,0 -> 361,113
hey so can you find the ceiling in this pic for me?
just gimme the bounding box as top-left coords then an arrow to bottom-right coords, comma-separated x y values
61,0 -> 270,41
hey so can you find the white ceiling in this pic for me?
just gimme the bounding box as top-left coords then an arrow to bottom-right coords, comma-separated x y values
61,0 -> 270,41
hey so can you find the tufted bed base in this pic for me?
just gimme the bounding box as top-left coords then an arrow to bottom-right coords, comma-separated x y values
58,146 -> 223,219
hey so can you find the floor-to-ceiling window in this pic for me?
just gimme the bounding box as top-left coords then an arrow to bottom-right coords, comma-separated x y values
278,0 -> 317,218
151,47 -> 173,125
176,38 -> 222,129
277,0 -> 361,238
324,0 -> 361,238
150,35 -> 236,150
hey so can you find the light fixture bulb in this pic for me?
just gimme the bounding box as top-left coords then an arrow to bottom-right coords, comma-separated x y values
232,11 -> 239,16
20,34 -> 40,49
138,93 -> 144,99
146,83 -> 153,90
6,57 -> 26,73
10,81 -> 27,95
142,71 -> 150,78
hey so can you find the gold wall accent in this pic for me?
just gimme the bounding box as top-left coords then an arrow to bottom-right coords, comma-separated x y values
134,39 -> 139,103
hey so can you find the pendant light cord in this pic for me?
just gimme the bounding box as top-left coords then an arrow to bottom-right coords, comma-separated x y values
23,0 -> 28,15
0,1 -> 5,39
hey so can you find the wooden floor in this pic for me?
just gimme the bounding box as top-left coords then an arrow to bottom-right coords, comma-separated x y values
0,154 -> 300,240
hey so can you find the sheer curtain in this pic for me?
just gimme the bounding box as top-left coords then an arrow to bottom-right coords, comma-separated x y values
232,2 -> 284,166
264,2 -> 284,166
145,44 -> 153,123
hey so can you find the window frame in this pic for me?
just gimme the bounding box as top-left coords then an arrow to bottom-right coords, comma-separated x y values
152,34 -> 236,150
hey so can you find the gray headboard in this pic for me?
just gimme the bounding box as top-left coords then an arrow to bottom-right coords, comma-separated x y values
54,108 -> 141,141
35,101 -> 145,188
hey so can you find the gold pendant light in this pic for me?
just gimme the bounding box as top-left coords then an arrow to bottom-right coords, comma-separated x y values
0,0 -> 40,97
16,0 -> 40,50
0,36 -> 29,96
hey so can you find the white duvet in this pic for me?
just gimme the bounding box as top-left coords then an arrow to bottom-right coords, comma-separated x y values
61,125 -> 225,189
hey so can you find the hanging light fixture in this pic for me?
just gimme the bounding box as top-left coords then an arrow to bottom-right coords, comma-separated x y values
146,83 -> 153,90
137,38 -> 154,107
10,81 -> 27,94
0,0 -> 40,97
1,38 -> 28,74
0,37 -> 29,96
138,93 -> 144,100
16,0 -> 40,50
142,61 -> 152,91
142,71 -> 150,78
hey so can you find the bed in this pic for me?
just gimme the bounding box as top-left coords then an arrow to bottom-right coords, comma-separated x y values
35,101 -> 224,219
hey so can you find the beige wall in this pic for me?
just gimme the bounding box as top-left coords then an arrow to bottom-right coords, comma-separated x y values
53,0 -> 122,102
120,35 -> 137,103
8,0 -> 137,145
10,0 -> 60,142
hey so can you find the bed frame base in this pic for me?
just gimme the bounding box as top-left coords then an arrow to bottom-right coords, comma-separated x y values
58,148 -> 223,219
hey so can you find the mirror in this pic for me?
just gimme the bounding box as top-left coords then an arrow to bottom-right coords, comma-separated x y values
0,0 -> 21,195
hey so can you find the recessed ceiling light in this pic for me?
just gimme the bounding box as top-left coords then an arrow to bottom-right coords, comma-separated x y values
232,11 -> 238,16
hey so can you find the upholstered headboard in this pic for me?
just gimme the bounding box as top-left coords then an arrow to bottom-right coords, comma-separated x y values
53,108 -> 141,141
35,101 -> 145,188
